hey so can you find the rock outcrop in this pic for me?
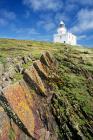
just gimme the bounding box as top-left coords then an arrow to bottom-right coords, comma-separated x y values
0,48 -> 93,140
0,52 -> 58,140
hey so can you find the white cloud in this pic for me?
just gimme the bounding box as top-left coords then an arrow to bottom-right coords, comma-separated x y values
80,0 -> 93,5
0,9 -> 16,20
55,13 -> 69,23
71,9 -> 93,33
65,3 -> 79,13
14,27 -> 40,35
12,26 -> 52,41
68,0 -> 93,6
24,11 -> 30,18
43,22 -> 56,31
78,35 -> 87,40
0,18 -> 7,26
0,9 -> 16,26
37,11 -> 69,32
37,19 -> 56,32
23,0 -> 63,11
36,13 -> 56,32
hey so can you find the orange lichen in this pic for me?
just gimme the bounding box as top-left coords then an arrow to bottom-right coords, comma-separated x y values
3,81 -> 35,138
0,107 -> 20,140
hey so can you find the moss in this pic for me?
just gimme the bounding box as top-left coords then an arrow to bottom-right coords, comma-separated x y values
14,73 -> 23,82
8,128 -> 16,140
22,61 -> 33,69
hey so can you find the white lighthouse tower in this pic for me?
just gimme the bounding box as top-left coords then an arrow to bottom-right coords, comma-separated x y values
53,21 -> 77,45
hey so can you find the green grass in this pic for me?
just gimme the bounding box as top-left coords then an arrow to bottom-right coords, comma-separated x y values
0,38 -> 67,64
13,73 -> 23,82
22,61 -> 33,69
8,128 -> 16,140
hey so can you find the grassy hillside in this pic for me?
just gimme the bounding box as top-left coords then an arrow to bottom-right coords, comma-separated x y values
0,38 -> 93,63
0,38 -> 93,139
52,46 -> 93,139
0,38 -> 59,63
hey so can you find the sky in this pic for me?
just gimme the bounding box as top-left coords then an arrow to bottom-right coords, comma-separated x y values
0,0 -> 93,47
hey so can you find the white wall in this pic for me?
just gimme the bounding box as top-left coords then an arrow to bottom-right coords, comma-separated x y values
53,34 -> 67,43
53,32 -> 77,45
67,33 -> 77,45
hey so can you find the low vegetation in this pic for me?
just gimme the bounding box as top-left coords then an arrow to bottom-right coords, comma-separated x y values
51,46 -> 93,139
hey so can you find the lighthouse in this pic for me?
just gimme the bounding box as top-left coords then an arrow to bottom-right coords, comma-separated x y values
53,21 -> 77,45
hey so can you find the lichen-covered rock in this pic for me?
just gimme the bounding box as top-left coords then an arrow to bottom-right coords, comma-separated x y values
3,80 -> 40,139
24,66 -> 46,96
0,106 -> 21,140
0,51 -> 59,140
0,105 -> 37,140
33,60 -> 49,79
40,52 -> 56,67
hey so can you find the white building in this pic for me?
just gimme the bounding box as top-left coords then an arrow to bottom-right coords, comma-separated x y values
53,21 -> 77,45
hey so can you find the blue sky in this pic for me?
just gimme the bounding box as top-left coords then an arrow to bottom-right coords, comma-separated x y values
0,0 -> 93,47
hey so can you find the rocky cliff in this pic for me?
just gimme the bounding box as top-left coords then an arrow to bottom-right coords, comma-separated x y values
0,51 -> 59,140
0,39 -> 93,140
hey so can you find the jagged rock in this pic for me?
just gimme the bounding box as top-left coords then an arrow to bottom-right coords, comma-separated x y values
45,51 -> 54,64
8,67 -> 16,79
15,63 -> 23,73
40,52 -> 52,67
0,52 -> 60,140
40,51 -> 56,68
3,80 -> 40,139
33,60 -> 49,79
0,105 -> 35,140
2,80 -> 11,88
28,54 -> 35,61
0,63 -> 4,76
3,67 -> 15,81
4,59 -> 14,72
22,56 -> 29,64
0,86 -> 3,93
0,106 -> 20,140
24,65 -> 46,96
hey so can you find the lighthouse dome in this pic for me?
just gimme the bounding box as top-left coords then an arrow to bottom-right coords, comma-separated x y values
60,21 -> 64,25
57,21 -> 67,34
